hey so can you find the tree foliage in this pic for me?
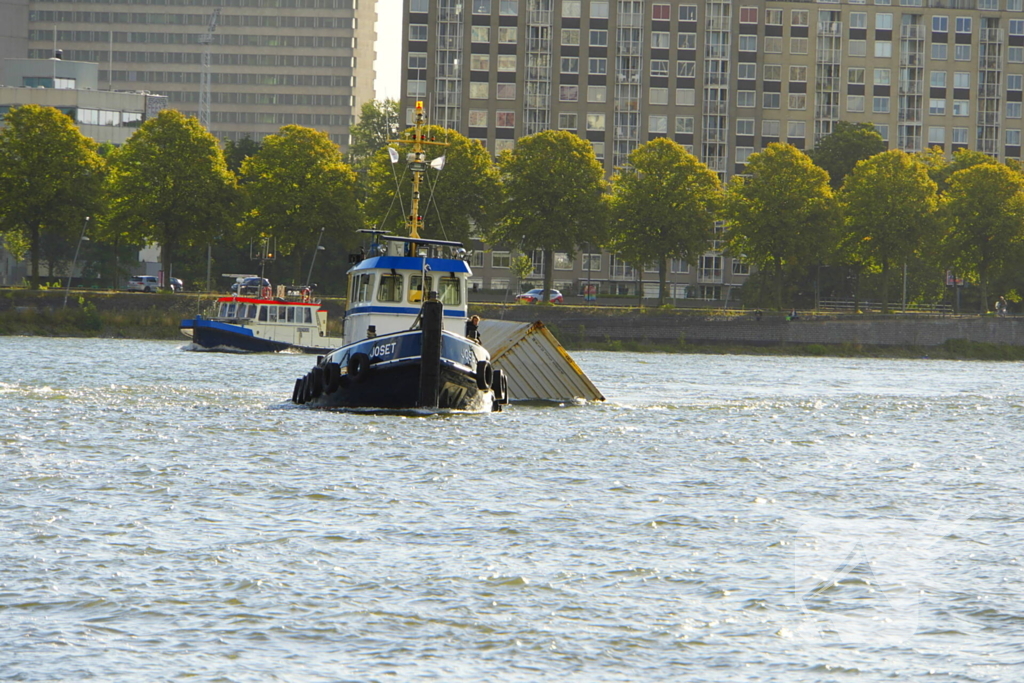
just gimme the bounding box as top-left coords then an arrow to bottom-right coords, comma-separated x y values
106,109 -> 238,284
348,99 -> 400,174
922,147 -> 999,193
364,124 -> 500,243
607,138 -> 722,305
0,104 -> 105,289
223,136 -> 262,174
941,163 -> 1024,310
810,121 -> 888,189
239,125 -> 362,284
840,150 -> 938,311
493,130 -> 606,301
724,143 -> 838,309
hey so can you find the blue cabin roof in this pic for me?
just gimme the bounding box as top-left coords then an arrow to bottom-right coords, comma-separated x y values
350,255 -> 472,274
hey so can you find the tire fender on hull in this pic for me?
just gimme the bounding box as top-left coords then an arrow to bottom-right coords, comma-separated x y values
348,353 -> 371,383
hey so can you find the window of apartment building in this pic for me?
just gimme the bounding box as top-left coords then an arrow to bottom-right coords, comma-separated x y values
952,127 -> 968,143
928,126 -> 945,144
492,251 -> 510,268
929,98 -> 946,114
1010,46 -> 1024,63
848,67 -> 866,84
738,63 -> 756,80
679,4 -> 697,20
653,3 -> 671,19
610,255 -> 635,279
409,52 -> 427,69
409,24 -> 427,40
791,9 -> 809,25
875,0 -> 891,6
411,0 -> 429,10
590,29 -> 608,46
472,0 -> 490,13
732,260 -> 751,275
495,83 -> 515,99
874,68 -> 890,85
1009,74 -> 1023,90
873,96 -> 890,113
765,36 -> 783,53
791,37 -> 809,54
470,54 -> 490,70
649,115 -> 668,133
736,119 -> 755,135
498,55 -> 516,71
766,8 -> 783,24
955,16 -> 971,33
590,57 -> 608,74
561,56 -> 579,73
407,79 -> 427,97
553,252 -> 574,270
933,15 -> 948,32
1007,129 -> 1022,145
736,146 -> 754,163
790,65 -> 807,82
789,93 -> 807,110
1010,0 -> 1023,10
468,110 -> 488,127
876,13 -> 893,29
763,92 -> 781,108
678,33 -> 697,49
788,120 -> 806,137
469,82 -> 489,99
592,141 -> 605,159
471,26 -> 490,42
1012,19 -> 1024,35
1008,102 -> 1023,118
953,72 -> 970,88
930,70 -> 946,87
762,119 -> 781,136
558,112 -> 578,129
562,0 -> 581,17
850,12 -> 867,28
499,26 -> 518,43
739,35 -> 757,51
740,6 -> 758,22
764,64 -> 782,81
678,61 -> 696,77
671,258 -> 689,274
875,123 -> 889,140
652,31 -> 671,48
849,40 -> 867,57
591,1 -> 609,18
588,85 -> 607,102
561,28 -> 579,45
738,90 -> 756,107
875,41 -> 892,58
848,95 -> 865,112
587,112 -> 606,130
582,252 -> 602,272
650,87 -> 669,105
496,111 -> 515,127
676,116 -> 694,133
979,0 -> 997,10
676,88 -> 696,106
931,43 -> 948,60
559,84 -> 578,101
499,0 -> 517,13
954,44 -> 971,61
651,59 -> 669,76
952,99 -> 969,116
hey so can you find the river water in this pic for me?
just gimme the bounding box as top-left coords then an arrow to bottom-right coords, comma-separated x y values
1,336 -> 1022,682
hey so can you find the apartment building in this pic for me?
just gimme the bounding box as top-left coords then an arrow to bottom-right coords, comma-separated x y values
401,0 -> 1024,301
6,0 -> 376,146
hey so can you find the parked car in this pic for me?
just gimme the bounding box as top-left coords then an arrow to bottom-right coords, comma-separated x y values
231,277 -> 271,296
516,288 -> 563,304
127,275 -> 159,293
169,277 -> 184,293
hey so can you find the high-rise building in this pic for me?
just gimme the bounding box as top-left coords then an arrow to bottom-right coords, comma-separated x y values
401,0 -> 1024,178
3,0 -> 376,147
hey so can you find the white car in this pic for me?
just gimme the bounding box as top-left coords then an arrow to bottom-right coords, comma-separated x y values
127,275 -> 159,292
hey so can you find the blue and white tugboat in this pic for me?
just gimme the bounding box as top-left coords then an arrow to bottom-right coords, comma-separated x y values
291,101 -> 508,412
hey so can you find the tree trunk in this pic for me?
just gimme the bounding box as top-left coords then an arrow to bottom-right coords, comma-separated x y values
162,241 -> 174,291
979,268 -> 989,314
659,254 -> 669,306
30,222 -> 41,290
853,265 -> 862,313
774,257 -> 783,310
543,247 -> 554,302
881,260 -> 890,314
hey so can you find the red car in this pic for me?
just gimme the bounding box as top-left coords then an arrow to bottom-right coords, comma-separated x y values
516,288 -> 563,304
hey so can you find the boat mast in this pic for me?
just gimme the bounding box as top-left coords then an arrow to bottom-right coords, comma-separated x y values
390,100 -> 446,242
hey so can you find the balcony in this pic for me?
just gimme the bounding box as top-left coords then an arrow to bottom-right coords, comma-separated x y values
981,28 -> 1004,43
527,9 -> 551,24
817,21 -> 842,36
900,25 -> 926,39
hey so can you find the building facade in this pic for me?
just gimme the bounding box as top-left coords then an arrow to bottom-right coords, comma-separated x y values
3,0 -> 376,147
401,0 -> 1024,301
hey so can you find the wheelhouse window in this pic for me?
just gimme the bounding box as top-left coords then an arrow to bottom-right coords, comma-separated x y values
352,273 -> 375,303
258,306 -> 268,321
377,273 -> 404,302
408,275 -> 427,303
438,277 -> 462,305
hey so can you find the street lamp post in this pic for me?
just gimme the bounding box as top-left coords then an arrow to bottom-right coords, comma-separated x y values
63,216 -> 90,309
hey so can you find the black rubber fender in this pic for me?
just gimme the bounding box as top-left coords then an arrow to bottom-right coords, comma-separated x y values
476,359 -> 493,391
292,377 -> 303,404
324,362 -> 341,393
310,366 -> 324,398
348,352 -> 371,383
303,373 -> 315,403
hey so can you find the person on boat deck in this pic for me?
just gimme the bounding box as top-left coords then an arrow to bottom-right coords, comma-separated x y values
301,286 -> 311,302
465,315 -> 481,343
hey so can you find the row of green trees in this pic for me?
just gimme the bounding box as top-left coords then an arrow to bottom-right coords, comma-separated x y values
2,102 -> 1022,312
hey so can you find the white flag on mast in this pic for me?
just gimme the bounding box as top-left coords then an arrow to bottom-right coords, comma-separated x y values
429,155 -> 446,171
388,147 -> 399,164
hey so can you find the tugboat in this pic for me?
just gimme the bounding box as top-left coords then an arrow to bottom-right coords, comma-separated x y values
290,101 -> 508,412
180,279 -> 344,353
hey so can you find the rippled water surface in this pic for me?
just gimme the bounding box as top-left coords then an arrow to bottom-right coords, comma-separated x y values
2,337 -> 1023,682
